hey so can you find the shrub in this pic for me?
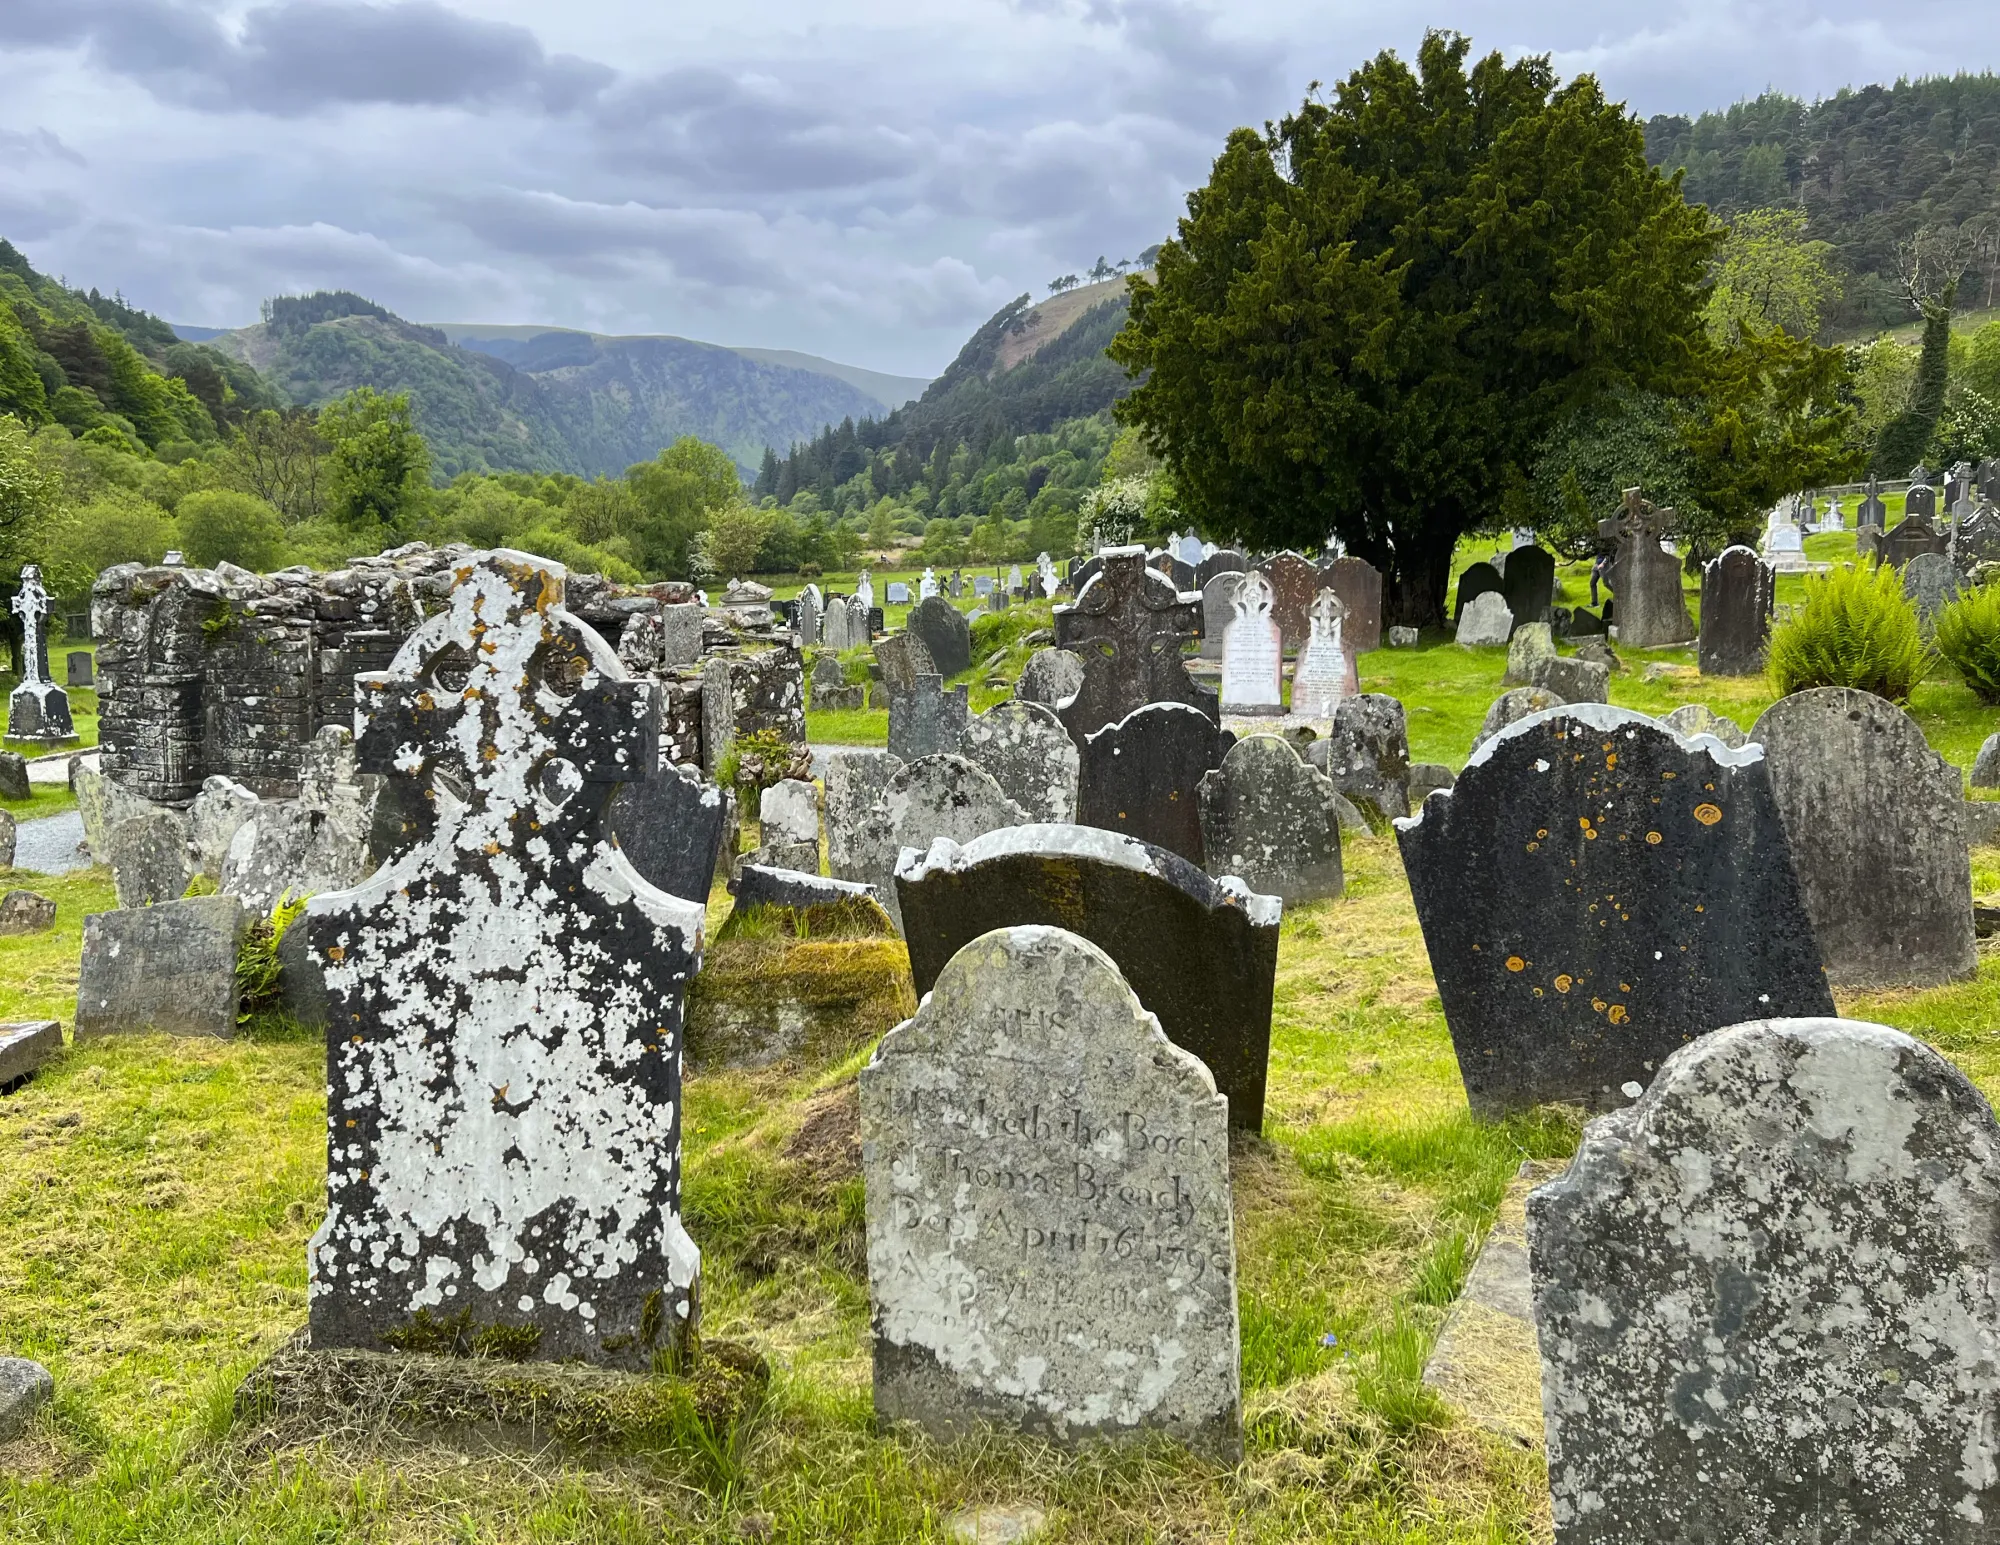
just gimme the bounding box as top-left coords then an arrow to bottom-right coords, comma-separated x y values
1936,583 -> 2000,703
178,488 -> 288,571
1766,562 -> 1928,702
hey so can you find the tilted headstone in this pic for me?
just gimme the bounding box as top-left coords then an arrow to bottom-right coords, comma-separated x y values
107,808 -> 193,908
302,552 -> 705,1368
958,700 -> 1079,824
874,631 -> 935,697
1051,546 -> 1215,743
1013,646 -> 1084,710
825,749 -> 903,885
862,924 -> 1242,1461
1751,687 -> 1975,987
1307,694 -> 1411,823
1452,560 -> 1504,625
1290,590 -> 1358,718
1323,556 -> 1383,653
1877,509 -> 1949,569
1856,475 -> 1887,529
75,895 -> 248,1039
843,754 -> 1029,931
0,1019 -> 60,1082
607,762 -> 733,904
7,565 -> 73,742
1903,549 -> 1962,632
1499,546 -> 1555,627
1697,545 -> 1773,676
1259,553 -> 1318,652
896,823 -> 1280,1132
905,595 -> 972,679
886,581 -> 911,605
1531,1017 -> 2000,1543
1218,570 -> 1282,712
1396,704 -> 1834,1117
1198,735 -> 1343,904
1078,703 -> 1234,867
1607,488 -> 1694,646
1199,572 -> 1245,661
887,674 -> 970,763
1455,591 -> 1513,647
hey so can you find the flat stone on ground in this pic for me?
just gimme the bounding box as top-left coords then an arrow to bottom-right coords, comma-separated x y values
0,1020 -> 61,1087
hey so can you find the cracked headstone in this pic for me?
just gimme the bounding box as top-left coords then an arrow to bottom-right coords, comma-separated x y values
1198,735 -> 1343,904
958,701 -> 1079,824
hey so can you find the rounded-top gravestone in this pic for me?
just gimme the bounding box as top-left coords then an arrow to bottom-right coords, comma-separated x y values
957,700 -> 1079,824
1198,735 -> 1343,904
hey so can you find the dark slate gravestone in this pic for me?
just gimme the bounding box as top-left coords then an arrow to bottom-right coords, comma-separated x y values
1452,561 -> 1504,627
1751,687 -> 1976,987
895,823 -> 1280,1132
1149,550 -> 1198,591
66,651 -> 92,687
1906,479 -> 1938,519
1856,475 -> 1888,530
1607,488 -> 1694,647
1323,555 -> 1384,653
1051,546 -> 1215,743
1878,510 -> 1949,569
607,761 -> 733,904
1078,703 -> 1234,867
1068,555 -> 1102,596
1195,548 -> 1249,587
1396,703 -> 1833,1118
887,674 -> 970,762
1530,1017 -> 2000,1545
1499,546 -> 1555,628
1697,545 -> 1773,677
1198,735 -> 1343,903
1562,606 -> 1607,637
303,552 -> 705,1370
1198,572 -> 1244,661
904,595 -> 971,678
1260,553 -> 1319,652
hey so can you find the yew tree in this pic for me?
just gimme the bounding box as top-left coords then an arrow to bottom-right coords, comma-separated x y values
1110,32 -> 1717,626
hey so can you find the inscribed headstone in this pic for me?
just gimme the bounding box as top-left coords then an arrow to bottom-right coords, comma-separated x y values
1290,590 -> 1358,718
1051,546 -> 1214,743
107,808 -> 193,908
1218,570 -> 1282,712
75,895 -> 248,1039
1878,510 -> 1949,569
973,576 -> 993,598
1856,475 -> 1887,529
958,701 -> 1079,823
1199,572 -> 1244,661
875,632 -> 936,697
1077,703 -> 1233,866
1905,480 -> 1938,520
1198,736 -> 1343,903
886,581 -> 911,605
1697,545 -> 1773,676
1608,489 -> 1695,646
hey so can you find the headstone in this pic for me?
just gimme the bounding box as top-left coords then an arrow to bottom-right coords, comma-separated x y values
1387,625 -> 1419,648
730,864 -> 880,917
1499,546 -> 1555,627
905,595 -> 972,679
7,564 -> 73,742
1751,687 -> 1976,987
1903,549 -> 1962,631
1953,505 -> 2000,575
759,778 -> 820,853
66,651 -> 92,688
875,632 -> 936,697
1173,530 -> 1206,568
1975,731 -> 2000,789
886,581 -> 911,605
1452,561 -> 1504,625
1527,655 -> 1610,704
855,571 -> 875,615
1199,572 -> 1245,661
1291,591 -> 1358,718
190,775 -> 261,880
825,749 -> 904,886
1007,565 -> 1023,594
1324,556 -> 1383,653
810,648 -> 844,697
1078,703 -> 1233,867
1608,488 -> 1695,645
1696,546 -> 1773,676
0,1019 -> 60,1084
1051,547 -> 1215,743
1455,591 -> 1513,647
1947,459 -> 1975,509
1408,762 -> 1454,806
1069,555 -> 1103,595
1878,509 -> 1949,569
1195,549 -> 1248,588
607,762 -> 733,904
1983,459 -> 2000,503
1905,479 -> 1938,520
0,890 -> 55,936
1660,703 -> 1747,748
1856,475 -> 1887,529
958,701 -> 1079,824
75,894 -> 248,1039
107,808 -> 193,907
1036,552 -> 1058,598
0,752 -> 26,801
302,552 -> 704,1369
1562,605 -> 1607,637
1470,686 -> 1563,753
1218,571 -> 1283,713
1198,736 -> 1343,904
794,585 -> 822,648
1504,622 -> 1557,687
846,754 -> 1030,931
990,589 -> 1009,613
1258,554 -> 1318,651
1531,1016 -> 2000,1543
948,570 -> 963,600
1307,694 -> 1411,823
887,674 -> 971,763
657,604 -> 704,666
861,925 -> 1242,1461
699,647 -> 806,778
1013,646 -> 1084,710
919,569 -> 938,600
1399,704 -> 1833,1116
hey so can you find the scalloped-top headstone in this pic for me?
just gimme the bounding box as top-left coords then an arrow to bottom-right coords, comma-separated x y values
1078,703 -> 1233,866
958,700 -> 1078,824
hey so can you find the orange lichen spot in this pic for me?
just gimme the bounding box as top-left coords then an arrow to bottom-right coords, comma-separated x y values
483,745 -> 498,761
1663,771 -> 1678,780
484,841 -> 500,855
1607,1004 -> 1629,1025
1591,998 -> 1607,1012
1584,827 -> 1598,840
1506,955 -> 1526,972
1537,828 -> 1549,839
1646,831 -> 1663,845
1578,817 -> 1592,830
1693,803 -> 1722,826
1606,754 -> 1618,769
1554,974 -> 1573,993
1695,903 -> 1705,912
1533,987 -> 1545,998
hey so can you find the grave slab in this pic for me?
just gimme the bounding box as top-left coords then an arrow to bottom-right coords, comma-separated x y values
0,1020 -> 61,1087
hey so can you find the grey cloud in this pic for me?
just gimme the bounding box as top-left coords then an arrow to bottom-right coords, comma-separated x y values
0,129 -> 88,167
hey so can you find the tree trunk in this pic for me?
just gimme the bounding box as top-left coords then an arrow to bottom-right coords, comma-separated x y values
1375,514 -> 1461,630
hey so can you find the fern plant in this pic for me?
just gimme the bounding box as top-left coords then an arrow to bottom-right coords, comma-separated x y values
1766,562 -> 1929,702
1935,583 -> 2000,703
236,892 -> 310,1023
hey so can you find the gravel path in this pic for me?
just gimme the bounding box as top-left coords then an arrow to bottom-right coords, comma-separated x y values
12,811 -> 88,876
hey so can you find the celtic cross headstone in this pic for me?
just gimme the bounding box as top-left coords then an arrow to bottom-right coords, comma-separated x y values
7,564 -> 73,742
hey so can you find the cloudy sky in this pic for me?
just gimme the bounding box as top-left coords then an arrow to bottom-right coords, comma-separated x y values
0,1 -> 1988,375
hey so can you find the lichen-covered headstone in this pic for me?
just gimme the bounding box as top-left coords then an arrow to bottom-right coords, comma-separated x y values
1606,488 -> 1694,646
825,749 -> 904,885
861,924 -> 1242,1461
1751,687 -> 1975,987
76,894 -> 247,1039
1308,694 -> 1411,823
1218,571 -> 1282,712
1504,622 -> 1557,687
1396,704 -> 1833,1117
190,775 -> 261,880
958,701 -> 1079,824
1455,591 -> 1514,647
1527,655 -> 1610,705
1013,646 -> 1083,710
1469,686 -> 1563,753
846,754 -> 1029,931
107,808 -> 193,907
887,674 -> 970,762
1903,550 -> 1962,633
303,551 -> 705,1369
1052,547 -> 1215,742
1530,1017 -> 2000,1543
1660,703 -> 1747,748
906,595 -> 972,679
1198,736 -> 1343,903
1078,703 -> 1233,866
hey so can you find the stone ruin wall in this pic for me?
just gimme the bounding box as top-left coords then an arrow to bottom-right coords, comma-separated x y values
93,543 -> 798,805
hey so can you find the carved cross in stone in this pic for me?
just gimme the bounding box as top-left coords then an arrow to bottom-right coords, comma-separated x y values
1617,487 -> 1678,544
11,564 -> 49,686
305,551 -> 704,1370
1052,545 -> 1215,742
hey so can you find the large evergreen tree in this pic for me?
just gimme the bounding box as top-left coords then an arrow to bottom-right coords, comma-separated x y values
1109,32 -> 1718,625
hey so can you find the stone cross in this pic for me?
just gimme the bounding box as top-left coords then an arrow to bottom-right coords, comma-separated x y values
1291,590 -> 1354,720
919,568 -> 938,600
1037,551 -> 1058,598
1051,545 -> 1215,742
6,563 -> 72,742
11,564 -> 50,686
1611,488 -> 1695,645
1218,570 -> 1282,712
304,551 -> 705,1369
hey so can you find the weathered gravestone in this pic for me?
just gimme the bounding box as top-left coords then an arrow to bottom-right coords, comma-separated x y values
1218,570 -> 1282,712
1504,622 -> 1556,687
1954,505 -> 2000,575
1012,646 -> 1084,710
861,925 -> 1242,1461
825,749 -> 903,885
1948,459 -> 1976,509
1452,561 -> 1504,626
874,632 -> 935,698
1307,694 -> 1411,823
1660,702 -> 1748,748
1455,591 -> 1514,647
896,824 -> 1280,1132
1291,591 -> 1358,718
76,894 -> 248,1039
887,674 -> 970,762
1078,703 -> 1233,866
1396,704 -> 1833,1117
7,564 -> 74,743
1751,687 -> 1975,987
1195,548 -> 1248,588
66,651 -> 92,688
1697,545 -> 1773,676
1260,553 -> 1318,652
754,777 -> 821,873
1470,686 -> 1563,753
958,701 -> 1079,824
1903,549 -> 1962,632
843,754 -> 1029,931
906,595 -> 972,679
1877,509 -> 1949,569
1856,475 -> 1887,529
1198,571 -> 1244,661
189,775 -> 260,879
1527,655 -> 1610,705
886,581 -> 910,605
1198,736 -> 1343,903
1606,488 -> 1694,646
107,808 -> 193,907
1906,478 -> 1938,519
794,585 -> 821,647
0,752 -> 26,803
810,650 -> 863,710
1499,546 -> 1555,627
817,597 -> 852,654
1323,555 -> 1383,653
1051,546 -> 1215,743
302,552 -> 705,1368
1530,1017 -> 2000,1544
700,647 -> 805,778
0,888 -> 54,936
606,761 -> 732,904
0,1019 -> 60,1085
973,576 -> 993,599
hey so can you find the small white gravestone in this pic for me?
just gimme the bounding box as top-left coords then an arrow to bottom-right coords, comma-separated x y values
1219,569 -> 1283,712
1455,590 -> 1514,647
1175,530 -> 1205,567
1007,565 -> 1023,594
920,569 -> 939,600
974,576 -> 994,598
1037,552 -> 1058,598
861,924 -> 1241,1461
855,570 -> 875,615
1292,590 -> 1356,719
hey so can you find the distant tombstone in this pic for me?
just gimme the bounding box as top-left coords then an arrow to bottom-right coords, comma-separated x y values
1195,549 -> 1248,588
1260,554 -> 1318,652
874,631 -> 936,697
1905,480 -> 1938,520
991,590 -> 1010,613
1051,547 -> 1215,743
1856,475 -> 1887,529
1903,549 -> 1962,631
917,569 -> 936,600
1174,530 -> 1206,567
1068,555 -> 1103,595
895,822 -> 1281,1133
855,571 -> 875,615
861,924 -> 1242,1461
905,595 -> 972,678
1562,606 -> 1607,637
1946,459 -> 1975,509
887,674 -> 970,762
794,585 -> 822,647
1954,505 -> 2000,574
75,895 -> 248,1040
66,651 -> 92,688
1199,572 -> 1245,661
825,749 -> 903,885
1982,457 -> 2000,502
1697,545 -> 1773,676
948,570 -> 963,599
1388,625 -> 1420,647
1609,489 -> 1695,645
1036,552 -> 1058,598
1078,703 -> 1234,866
1498,546 -> 1555,627
868,605 -> 884,637
1531,1016 -> 2000,1544
1751,687 -> 1976,987
818,596 -> 853,653
1883,510 -> 1953,570
607,762 -> 733,904
1198,735 -> 1343,904
303,552 -> 703,1368
972,576 -> 994,599
1218,571 -> 1283,713
1504,621 -> 1557,686
1324,556 -> 1383,653
1455,591 -> 1514,647
1528,656 -> 1609,704
1660,703 -> 1747,748
886,581 -> 911,605
1290,591 -> 1357,719
1013,646 -> 1084,709
844,754 -> 1029,931
1452,561 -> 1504,626
1308,694 -> 1411,822
957,700 -> 1079,823
659,603 -> 705,665
7,565 -> 73,743
1397,704 -> 1834,1117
